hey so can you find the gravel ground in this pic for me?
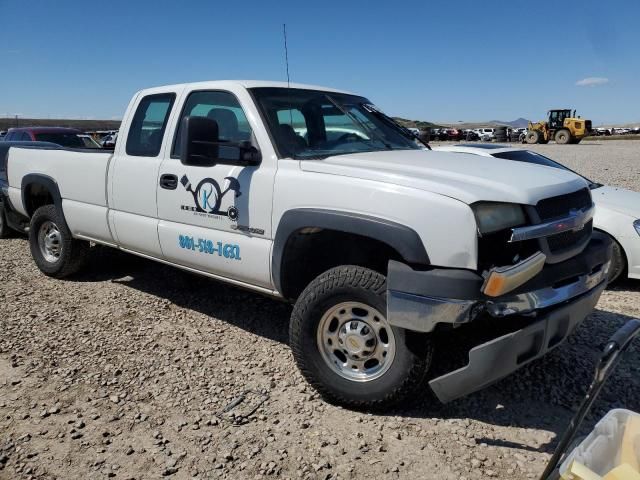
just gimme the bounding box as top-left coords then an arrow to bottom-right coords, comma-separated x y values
1,141 -> 639,480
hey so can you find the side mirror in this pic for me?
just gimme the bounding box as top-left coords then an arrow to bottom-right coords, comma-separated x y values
180,115 -> 261,167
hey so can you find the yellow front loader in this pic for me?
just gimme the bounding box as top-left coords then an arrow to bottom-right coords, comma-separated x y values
524,109 -> 592,144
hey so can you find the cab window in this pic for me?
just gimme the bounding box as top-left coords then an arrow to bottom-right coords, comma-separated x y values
126,93 -> 175,157
172,90 -> 252,158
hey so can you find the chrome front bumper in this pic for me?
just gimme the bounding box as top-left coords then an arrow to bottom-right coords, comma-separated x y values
386,232 -> 613,334
387,260 -> 608,332
485,260 -> 609,317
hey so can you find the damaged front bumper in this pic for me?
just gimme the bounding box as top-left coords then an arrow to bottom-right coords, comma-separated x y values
387,232 -> 613,403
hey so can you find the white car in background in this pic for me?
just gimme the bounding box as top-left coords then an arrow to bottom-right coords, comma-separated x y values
474,128 -> 495,141
433,144 -> 640,283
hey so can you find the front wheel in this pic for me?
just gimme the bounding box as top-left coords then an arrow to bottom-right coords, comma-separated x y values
525,130 -> 540,144
289,266 -> 432,410
29,205 -> 90,278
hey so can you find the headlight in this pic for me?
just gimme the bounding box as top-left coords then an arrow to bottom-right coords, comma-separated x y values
472,202 -> 526,235
634,219 -> 640,236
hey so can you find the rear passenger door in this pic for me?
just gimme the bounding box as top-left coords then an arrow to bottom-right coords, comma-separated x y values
109,91 -> 177,256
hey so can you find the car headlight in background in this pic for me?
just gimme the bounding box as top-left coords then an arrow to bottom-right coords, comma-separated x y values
472,202 -> 526,235
634,219 -> 640,236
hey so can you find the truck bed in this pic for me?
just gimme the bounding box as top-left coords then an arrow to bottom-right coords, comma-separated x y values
6,145 -> 114,243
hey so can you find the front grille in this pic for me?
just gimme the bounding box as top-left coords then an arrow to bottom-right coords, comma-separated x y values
547,219 -> 593,252
536,188 -> 591,221
533,188 -> 593,261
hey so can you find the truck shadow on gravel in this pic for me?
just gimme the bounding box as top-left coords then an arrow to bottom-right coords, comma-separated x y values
74,245 -> 292,344
74,246 -> 639,454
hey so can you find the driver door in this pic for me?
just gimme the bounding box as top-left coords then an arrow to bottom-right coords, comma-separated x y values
156,89 -> 275,289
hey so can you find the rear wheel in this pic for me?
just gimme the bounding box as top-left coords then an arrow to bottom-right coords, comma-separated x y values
290,265 -> 432,410
555,129 -> 571,144
525,130 -> 540,144
0,207 -> 11,239
29,205 -> 89,278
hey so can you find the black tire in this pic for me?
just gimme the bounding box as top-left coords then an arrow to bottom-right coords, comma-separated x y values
0,206 -> 12,239
290,265 -> 432,410
555,129 -> 571,145
607,237 -> 626,284
29,205 -> 90,278
525,130 -> 540,144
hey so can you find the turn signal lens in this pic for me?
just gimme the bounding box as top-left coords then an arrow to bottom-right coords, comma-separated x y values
482,252 -> 547,297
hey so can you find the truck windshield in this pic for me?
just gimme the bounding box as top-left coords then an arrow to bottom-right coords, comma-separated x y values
250,87 -> 421,159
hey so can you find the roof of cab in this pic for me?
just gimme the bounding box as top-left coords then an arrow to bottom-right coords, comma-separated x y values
137,80 -> 355,96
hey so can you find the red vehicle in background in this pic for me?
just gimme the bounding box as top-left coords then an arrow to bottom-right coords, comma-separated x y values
3,127 -> 88,148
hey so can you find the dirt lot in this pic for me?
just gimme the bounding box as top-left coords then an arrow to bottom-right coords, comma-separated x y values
1,140 -> 639,480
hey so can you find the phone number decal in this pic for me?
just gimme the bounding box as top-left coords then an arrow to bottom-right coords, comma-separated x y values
178,235 -> 241,260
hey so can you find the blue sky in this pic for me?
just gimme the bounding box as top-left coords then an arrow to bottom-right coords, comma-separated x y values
0,0 -> 638,125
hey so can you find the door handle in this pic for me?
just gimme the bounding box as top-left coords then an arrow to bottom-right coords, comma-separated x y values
160,174 -> 178,190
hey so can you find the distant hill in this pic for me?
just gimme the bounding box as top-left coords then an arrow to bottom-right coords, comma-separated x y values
0,118 -> 121,132
489,118 -> 531,128
393,117 -> 443,129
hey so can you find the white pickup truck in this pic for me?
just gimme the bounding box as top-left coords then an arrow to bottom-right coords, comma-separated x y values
0,80 -> 612,409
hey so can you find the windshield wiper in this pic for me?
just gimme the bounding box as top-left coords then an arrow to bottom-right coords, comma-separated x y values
325,95 -> 392,150
362,104 -> 431,150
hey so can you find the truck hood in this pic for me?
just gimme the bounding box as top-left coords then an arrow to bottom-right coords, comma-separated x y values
301,149 -> 588,205
592,185 -> 640,218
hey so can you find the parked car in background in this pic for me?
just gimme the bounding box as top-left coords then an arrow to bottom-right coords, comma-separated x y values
433,144 -> 640,283
0,131 -> 6,140
3,127 -> 86,148
101,132 -> 118,149
463,129 -> 480,141
475,128 -> 495,141
77,134 -> 103,149
445,128 -> 465,141
594,128 -> 612,136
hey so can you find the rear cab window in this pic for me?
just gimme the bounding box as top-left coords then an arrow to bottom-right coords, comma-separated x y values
126,93 -> 176,157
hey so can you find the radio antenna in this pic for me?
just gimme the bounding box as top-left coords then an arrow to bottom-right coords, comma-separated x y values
282,23 -> 296,157
283,23 -> 291,88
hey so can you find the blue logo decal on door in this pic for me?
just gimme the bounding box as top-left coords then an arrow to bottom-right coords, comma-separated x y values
180,175 -> 240,220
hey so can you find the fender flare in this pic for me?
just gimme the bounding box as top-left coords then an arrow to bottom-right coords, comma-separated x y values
272,208 -> 429,294
21,173 -> 63,217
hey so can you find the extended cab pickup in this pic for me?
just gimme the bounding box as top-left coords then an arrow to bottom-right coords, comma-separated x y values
1,81 -> 612,409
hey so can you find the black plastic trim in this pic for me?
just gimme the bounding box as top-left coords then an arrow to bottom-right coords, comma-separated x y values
388,261 -> 483,300
21,174 -> 63,217
272,208 -> 429,294
428,279 -> 606,403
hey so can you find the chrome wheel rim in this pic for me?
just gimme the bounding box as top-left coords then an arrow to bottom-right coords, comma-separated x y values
316,301 -> 396,382
38,221 -> 62,263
